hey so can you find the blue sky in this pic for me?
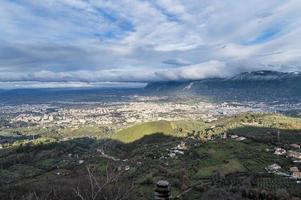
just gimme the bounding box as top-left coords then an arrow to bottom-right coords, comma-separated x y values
0,0 -> 301,87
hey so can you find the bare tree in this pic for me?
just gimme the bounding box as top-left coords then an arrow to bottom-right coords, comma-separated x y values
73,163 -> 134,200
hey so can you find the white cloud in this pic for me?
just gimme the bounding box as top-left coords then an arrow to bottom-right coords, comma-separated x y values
0,81 -> 146,89
0,60 -> 230,83
155,60 -> 229,80
0,0 -> 301,86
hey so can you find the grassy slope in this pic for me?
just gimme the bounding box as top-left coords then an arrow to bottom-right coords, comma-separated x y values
112,120 -> 207,143
112,113 -> 301,143
112,121 -> 176,143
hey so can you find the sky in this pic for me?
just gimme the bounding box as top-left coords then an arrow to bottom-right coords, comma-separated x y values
0,0 -> 301,88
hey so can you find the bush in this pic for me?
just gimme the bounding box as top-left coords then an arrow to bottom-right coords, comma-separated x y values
139,173 -> 153,185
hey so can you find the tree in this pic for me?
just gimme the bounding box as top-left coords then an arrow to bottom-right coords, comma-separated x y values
73,163 -> 134,200
201,188 -> 236,200
275,189 -> 290,200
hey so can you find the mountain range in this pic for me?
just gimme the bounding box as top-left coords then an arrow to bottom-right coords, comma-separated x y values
144,70 -> 301,101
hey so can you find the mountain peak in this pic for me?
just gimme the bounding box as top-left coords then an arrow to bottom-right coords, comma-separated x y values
229,70 -> 301,81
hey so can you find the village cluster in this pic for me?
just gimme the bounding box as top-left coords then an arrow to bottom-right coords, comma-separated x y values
266,144 -> 301,180
155,132 -> 301,184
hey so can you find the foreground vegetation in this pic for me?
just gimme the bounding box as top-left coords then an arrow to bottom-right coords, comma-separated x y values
0,113 -> 301,199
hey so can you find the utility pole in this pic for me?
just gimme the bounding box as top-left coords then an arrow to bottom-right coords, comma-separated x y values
277,129 -> 280,143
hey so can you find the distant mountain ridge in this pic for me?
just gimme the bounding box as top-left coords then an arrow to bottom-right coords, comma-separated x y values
144,70 -> 301,101
229,70 -> 301,81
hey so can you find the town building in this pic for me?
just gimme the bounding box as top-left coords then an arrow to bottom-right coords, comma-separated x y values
274,148 -> 286,156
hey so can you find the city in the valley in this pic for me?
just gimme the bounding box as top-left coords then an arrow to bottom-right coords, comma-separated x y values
2,95 -> 300,135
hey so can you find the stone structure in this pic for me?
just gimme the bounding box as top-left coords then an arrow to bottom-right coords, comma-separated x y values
154,180 -> 170,200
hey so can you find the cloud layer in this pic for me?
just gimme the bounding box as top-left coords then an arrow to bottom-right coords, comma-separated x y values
0,0 -> 301,86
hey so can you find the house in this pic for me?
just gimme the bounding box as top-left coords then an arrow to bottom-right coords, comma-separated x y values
173,149 -> 184,155
265,163 -> 281,173
289,166 -> 301,179
124,165 -> 130,171
292,172 -> 301,179
96,148 -> 105,155
230,135 -> 238,139
288,150 -> 301,160
274,148 -> 286,156
236,136 -> 246,141
176,141 -> 188,150
168,152 -> 176,158
290,167 -> 299,173
290,144 -> 301,149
